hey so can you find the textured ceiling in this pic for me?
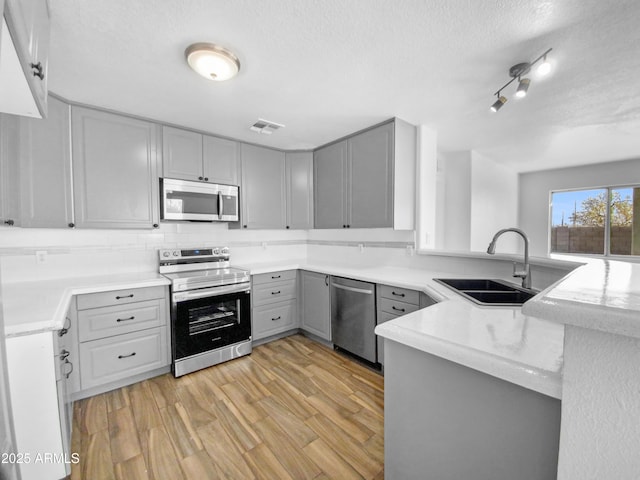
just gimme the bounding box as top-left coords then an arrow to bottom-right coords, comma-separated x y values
48,0 -> 640,172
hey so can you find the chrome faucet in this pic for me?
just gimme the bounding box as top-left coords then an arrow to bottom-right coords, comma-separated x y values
487,228 -> 531,289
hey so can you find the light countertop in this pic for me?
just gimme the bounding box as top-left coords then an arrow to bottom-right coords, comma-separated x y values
240,260 -> 564,399
523,259 -> 640,339
1,260 -> 565,399
2,272 -> 170,337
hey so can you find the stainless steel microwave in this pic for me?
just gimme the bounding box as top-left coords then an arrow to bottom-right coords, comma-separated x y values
160,178 -> 239,222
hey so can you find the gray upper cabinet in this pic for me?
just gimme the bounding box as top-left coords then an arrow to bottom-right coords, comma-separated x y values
285,152 -> 313,229
203,135 -> 238,185
314,119 -> 416,230
300,270 -> 331,340
71,106 -> 159,229
314,140 -> 347,229
19,96 -> 73,228
162,126 -> 203,181
239,144 -> 286,229
0,113 -> 20,227
1,0 -> 50,118
348,122 -> 393,228
162,126 -> 239,185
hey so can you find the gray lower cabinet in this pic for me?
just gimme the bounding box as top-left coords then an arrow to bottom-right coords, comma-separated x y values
314,119 -> 416,229
384,339 -> 561,480
252,270 -> 298,341
300,270 -> 331,341
71,106 -> 160,228
19,96 -> 74,228
0,113 -> 20,227
239,144 -> 286,229
73,285 -> 169,395
285,151 -> 313,229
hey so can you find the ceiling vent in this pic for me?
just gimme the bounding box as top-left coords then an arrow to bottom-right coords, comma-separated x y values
249,118 -> 285,135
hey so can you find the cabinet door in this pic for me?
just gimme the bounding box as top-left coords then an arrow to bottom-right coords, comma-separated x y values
72,107 -> 159,228
162,126 -> 203,181
203,135 -> 238,185
19,96 -> 73,227
348,122 -> 394,228
0,113 -> 20,227
285,152 -> 313,229
313,141 -> 347,229
300,271 -> 331,340
240,144 -> 286,229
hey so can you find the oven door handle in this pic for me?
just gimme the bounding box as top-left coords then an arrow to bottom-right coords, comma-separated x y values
173,282 -> 251,302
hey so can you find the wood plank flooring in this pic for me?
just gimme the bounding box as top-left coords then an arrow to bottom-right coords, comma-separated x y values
70,334 -> 384,480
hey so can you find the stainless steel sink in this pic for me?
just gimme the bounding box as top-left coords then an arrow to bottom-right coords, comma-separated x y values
433,278 -> 537,306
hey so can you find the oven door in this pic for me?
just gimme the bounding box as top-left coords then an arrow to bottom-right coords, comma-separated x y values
171,283 -> 251,361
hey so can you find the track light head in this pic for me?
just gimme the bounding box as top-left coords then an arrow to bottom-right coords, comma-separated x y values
490,95 -> 507,112
515,78 -> 530,98
537,56 -> 551,76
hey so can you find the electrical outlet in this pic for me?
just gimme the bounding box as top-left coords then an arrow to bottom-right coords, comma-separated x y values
35,250 -> 47,264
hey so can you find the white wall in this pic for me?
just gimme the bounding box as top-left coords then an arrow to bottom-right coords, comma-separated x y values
469,151 -> 519,253
434,150 -> 518,254
518,158 -> 640,257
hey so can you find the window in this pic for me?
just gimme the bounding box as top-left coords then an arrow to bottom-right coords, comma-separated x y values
550,186 -> 640,256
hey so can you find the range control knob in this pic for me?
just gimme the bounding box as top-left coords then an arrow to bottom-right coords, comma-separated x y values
172,250 -> 180,257
162,251 -> 170,258
213,248 -> 220,255
221,247 -> 229,255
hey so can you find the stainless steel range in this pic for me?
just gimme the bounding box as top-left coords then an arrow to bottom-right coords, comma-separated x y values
159,247 -> 252,377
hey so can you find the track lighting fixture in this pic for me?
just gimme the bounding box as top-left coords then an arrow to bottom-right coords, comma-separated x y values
490,48 -> 552,112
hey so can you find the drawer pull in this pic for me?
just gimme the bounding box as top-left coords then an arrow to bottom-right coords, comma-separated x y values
392,306 -> 406,312
59,349 -> 70,360
58,316 -> 71,337
271,290 -> 281,295
118,352 -> 137,359
116,316 -> 135,322
271,275 -> 281,279
271,316 -> 281,321
392,291 -> 405,297
115,294 -> 134,300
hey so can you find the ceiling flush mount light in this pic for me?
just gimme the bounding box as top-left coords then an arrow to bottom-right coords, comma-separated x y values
249,118 -> 285,135
490,48 -> 552,112
185,43 -> 240,81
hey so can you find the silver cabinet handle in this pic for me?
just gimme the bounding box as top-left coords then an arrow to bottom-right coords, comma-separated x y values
116,316 -> 135,322
392,306 -> 406,312
58,316 -> 71,337
392,291 -> 405,297
116,294 -> 134,300
271,316 -> 281,321
118,352 -> 137,359
64,359 -> 73,379
218,192 -> 224,219
271,275 -> 281,279
271,290 -> 281,295
332,283 -> 373,295
325,275 -> 329,286
59,349 -> 70,360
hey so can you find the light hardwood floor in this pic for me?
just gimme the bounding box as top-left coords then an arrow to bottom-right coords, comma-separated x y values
70,334 -> 384,480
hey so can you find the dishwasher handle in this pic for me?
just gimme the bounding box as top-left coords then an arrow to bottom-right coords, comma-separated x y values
332,283 -> 374,295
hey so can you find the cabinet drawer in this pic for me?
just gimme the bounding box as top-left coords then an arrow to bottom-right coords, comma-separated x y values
78,299 -> 164,342
253,301 -> 296,340
379,284 -> 420,305
252,270 -> 297,285
253,279 -> 297,306
379,297 -> 420,316
79,327 -> 168,390
76,285 -> 166,310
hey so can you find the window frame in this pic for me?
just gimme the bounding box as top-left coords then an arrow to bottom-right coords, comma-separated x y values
549,184 -> 639,259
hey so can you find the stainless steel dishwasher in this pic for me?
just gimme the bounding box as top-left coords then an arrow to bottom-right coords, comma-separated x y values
330,276 -> 377,363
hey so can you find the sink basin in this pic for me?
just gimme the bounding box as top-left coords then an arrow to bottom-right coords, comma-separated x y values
433,278 -> 537,306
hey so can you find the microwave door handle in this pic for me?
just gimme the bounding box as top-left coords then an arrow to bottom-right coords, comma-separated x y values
217,192 -> 223,219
